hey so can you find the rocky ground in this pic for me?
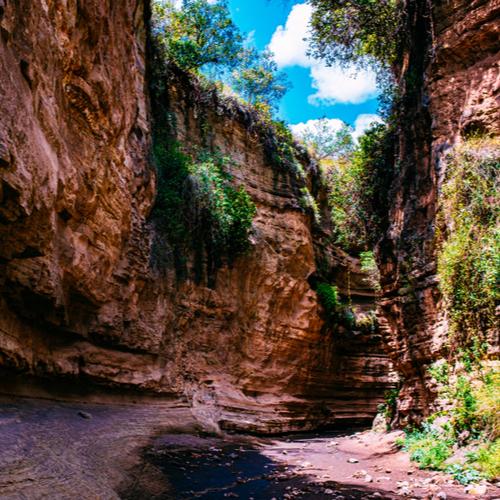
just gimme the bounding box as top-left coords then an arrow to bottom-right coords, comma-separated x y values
138,430 -> 500,499
0,396 -> 498,499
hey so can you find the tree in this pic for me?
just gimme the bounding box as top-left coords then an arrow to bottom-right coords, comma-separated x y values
294,119 -> 355,161
153,0 -> 243,72
231,49 -> 290,110
308,0 -> 400,70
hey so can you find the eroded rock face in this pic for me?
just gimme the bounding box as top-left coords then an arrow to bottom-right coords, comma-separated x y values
0,0 -> 395,433
377,0 -> 500,423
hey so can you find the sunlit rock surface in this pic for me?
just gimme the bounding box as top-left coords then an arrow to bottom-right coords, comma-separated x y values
377,0 -> 500,424
0,0 -> 394,433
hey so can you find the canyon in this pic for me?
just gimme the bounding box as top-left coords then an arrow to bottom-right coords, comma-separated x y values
0,0 -> 394,434
0,0 -> 498,498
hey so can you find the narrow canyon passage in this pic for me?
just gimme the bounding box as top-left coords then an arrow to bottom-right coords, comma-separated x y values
0,0 -> 498,498
2,395 -> 498,499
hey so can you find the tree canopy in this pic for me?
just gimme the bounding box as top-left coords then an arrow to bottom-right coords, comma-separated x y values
151,0 -> 290,112
152,0 -> 242,71
231,49 -> 289,110
308,0 -> 400,70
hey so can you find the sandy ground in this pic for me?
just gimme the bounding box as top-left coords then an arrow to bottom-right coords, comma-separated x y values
0,396 -> 498,499
143,431 -> 500,499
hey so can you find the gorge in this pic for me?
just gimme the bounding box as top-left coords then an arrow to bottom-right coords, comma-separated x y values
0,0 -> 498,498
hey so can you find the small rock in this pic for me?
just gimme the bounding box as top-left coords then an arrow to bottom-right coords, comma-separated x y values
465,484 -> 487,496
385,468 -> 392,474
327,441 -> 339,447
229,453 -> 238,459
399,487 -> 412,496
77,411 -> 92,419
376,476 -> 391,482
372,493 -> 382,498
347,458 -> 359,463
324,489 -> 334,494
364,475 -> 373,483
435,492 -> 447,499
282,450 -> 288,455
397,481 -> 410,488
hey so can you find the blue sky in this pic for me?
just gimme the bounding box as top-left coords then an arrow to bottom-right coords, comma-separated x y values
227,0 -> 381,134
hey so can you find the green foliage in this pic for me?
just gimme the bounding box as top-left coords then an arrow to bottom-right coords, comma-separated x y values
151,1 -> 290,110
476,439 -> 500,479
152,126 -> 256,279
445,463 -> 484,485
152,0 -> 242,72
323,123 -> 393,254
262,117 -> 304,174
437,137 -> 499,350
316,283 -> 341,319
452,376 -> 478,435
428,360 -> 450,385
475,371 -> 500,440
232,49 -> 289,110
299,187 -> 321,225
308,0 -> 400,69
379,387 -> 400,421
295,120 -> 355,161
400,364 -> 500,481
189,151 -> 257,257
360,250 -> 381,291
402,423 -> 454,470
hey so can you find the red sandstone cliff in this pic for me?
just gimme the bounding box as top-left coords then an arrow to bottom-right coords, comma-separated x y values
377,0 -> 500,424
0,0 -> 394,433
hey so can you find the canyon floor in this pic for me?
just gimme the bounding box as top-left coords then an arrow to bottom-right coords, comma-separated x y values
0,396 -> 498,500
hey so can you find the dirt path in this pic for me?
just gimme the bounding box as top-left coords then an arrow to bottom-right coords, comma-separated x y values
142,431 -> 500,499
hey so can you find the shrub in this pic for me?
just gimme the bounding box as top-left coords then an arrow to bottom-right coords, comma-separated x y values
402,423 -> 454,470
379,387 -> 400,421
428,360 -> 450,385
445,463 -> 484,485
322,123 -> 393,254
316,283 -> 341,320
360,250 -> 381,291
474,370 -> 500,440
437,137 -> 499,350
476,439 -> 500,480
299,187 -> 321,225
152,133 -> 256,279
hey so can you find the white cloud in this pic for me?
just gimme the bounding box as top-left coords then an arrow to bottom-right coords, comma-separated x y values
268,3 -> 313,68
352,114 -> 383,140
308,65 -> 378,105
290,114 -> 383,144
290,117 -> 344,139
268,3 -> 378,105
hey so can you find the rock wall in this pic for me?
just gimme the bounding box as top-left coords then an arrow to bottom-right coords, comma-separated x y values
377,0 -> 500,424
0,0 -> 395,433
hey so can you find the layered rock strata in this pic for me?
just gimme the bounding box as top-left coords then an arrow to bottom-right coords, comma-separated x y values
0,0 -> 395,432
377,0 -> 500,423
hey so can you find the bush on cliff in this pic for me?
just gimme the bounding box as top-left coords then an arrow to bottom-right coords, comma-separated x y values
152,126 -> 256,280
437,136 -> 499,351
